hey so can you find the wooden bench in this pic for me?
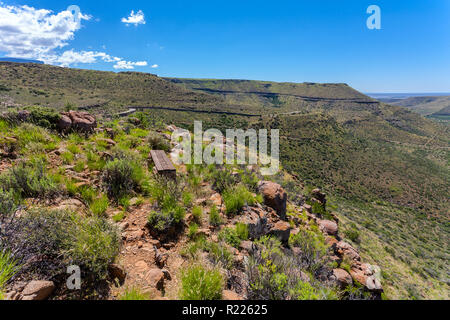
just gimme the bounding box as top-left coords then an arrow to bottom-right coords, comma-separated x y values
150,150 -> 176,179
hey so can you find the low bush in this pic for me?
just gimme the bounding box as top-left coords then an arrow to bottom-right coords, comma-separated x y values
247,236 -> 337,300
235,223 -> 249,241
102,158 -> 144,200
289,228 -> 329,273
1,209 -> 119,280
209,206 -> 223,227
180,265 -> 224,300
219,227 -> 241,248
192,206 -> 203,223
90,195 -> 109,217
147,132 -> 170,151
223,185 -> 256,216
0,160 -> 59,199
0,250 -> 19,293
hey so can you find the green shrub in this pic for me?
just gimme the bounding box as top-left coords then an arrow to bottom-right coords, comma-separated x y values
147,132 -> 170,151
61,151 -> 74,164
247,236 -> 336,300
80,186 -> 96,204
119,287 -> 150,300
0,160 -> 59,198
188,223 -> 199,239
344,223 -> 361,243
289,228 -> 328,273
219,227 -> 241,248
208,167 -> 237,193
203,241 -> 233,270
64,215 -> 120,278
182,192 -> 194,208
2,209 -> 119,280
0,250 -> 19,292
235,223 -> 249,241
192,206 -> 203,223
102,158 -> 144,200
180,265 -> 224,300
209,206 -> 223,227
112,211 -> 125,223
90,195 -> 109,217
0,188 -> 17,219
223,185 -> 256,216
148,211 -> 174,233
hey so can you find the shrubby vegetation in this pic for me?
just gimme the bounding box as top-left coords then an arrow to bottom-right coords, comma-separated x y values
180,265 -> 224,300
247,236 -> 337,300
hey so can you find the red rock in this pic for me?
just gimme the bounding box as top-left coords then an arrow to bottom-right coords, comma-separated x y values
269,221 -> 291,242
145,269 -> 165,290
319,220 -> 339,236
333,269 -> 353,288
258,181 -> 287,220
21,281 -> 55,301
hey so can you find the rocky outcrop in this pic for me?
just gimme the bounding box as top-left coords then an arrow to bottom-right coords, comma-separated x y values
332,269 -> 353,288
258,181 -> 287,220
58,111 -> 97,133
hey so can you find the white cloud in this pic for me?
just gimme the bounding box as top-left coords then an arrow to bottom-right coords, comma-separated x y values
0,4 -> 90,58
0,4 -> 150,70
151,64 -> 158,68
121,10 -> 146,26
113,60 -> 148,70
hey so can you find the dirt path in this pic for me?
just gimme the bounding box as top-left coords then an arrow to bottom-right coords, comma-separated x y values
108,202 -> 188,300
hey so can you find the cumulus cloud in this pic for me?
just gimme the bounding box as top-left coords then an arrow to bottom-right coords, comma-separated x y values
0,4 -> 90,58
0,4 -> 150,69
121,10 -> 146,26
151,64 -> 159,68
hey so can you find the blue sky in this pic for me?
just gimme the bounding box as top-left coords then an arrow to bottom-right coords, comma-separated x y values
0,0 -> 449,93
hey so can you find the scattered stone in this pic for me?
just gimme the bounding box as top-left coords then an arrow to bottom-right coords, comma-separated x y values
336,241 -> 361,262
311,188 -> 326,205
21,280 -> 55,301
269,221 -> 291,242
59,111 -> 97,133
239,241 -> 254,253
210,193 -> 223,207
319,220 -> 339,236
145,269 -> 165,290
333,269 -> 353,288
258,181 -> 287,220
239,207 -> 269,240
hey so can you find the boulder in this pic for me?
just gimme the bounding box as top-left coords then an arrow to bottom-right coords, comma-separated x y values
332,269 -> 353,288
335,241 -> 361,262
239,207 -> 269,239
269,221 -> 291,243
60,111 -> 97,133
258,181 -> 287,220
21,280 -> 55,301
319,220 -> 339,236
58,115 -> 72,132
145,269 -> 165,290
350,264 -> 383,293
239,240 -> 255,253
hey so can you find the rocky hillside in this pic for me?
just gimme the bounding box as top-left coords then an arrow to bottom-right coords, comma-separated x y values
0,109 -> 385,301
